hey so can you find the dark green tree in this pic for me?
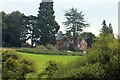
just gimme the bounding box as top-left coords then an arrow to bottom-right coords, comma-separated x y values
22,15 -> 37,47
101,20 -> 113,35
63,8 -> 89,47
101,20 -> 108,34
1,11 -> 6,46
37,1 -> 60,45
2,11 -> 25,47
108,23 -> 113,34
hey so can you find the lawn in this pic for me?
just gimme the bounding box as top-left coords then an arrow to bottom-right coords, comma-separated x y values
17,52 -> 81,78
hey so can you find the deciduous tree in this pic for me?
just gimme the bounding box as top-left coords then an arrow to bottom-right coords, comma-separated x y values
1,11 -> 25,47
22,15 -> 37,47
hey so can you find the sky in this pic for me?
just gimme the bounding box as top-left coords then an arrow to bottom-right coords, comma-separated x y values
0,0 -> 119,36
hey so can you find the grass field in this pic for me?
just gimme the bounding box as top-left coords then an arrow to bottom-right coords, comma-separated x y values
17,52 -> 81,78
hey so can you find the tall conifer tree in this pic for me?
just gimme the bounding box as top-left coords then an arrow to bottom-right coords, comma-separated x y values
101,20 -> 113,35
63,8 -> 89,48
37,0 -> 60,45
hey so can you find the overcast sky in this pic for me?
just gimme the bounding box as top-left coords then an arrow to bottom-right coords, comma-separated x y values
0,0 -> 119,36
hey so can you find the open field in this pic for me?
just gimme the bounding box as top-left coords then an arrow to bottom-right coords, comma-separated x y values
17,52 -> 81,78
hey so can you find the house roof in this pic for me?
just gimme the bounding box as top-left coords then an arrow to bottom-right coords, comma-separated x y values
56,31 -> 64,40
80,39 -> 87,45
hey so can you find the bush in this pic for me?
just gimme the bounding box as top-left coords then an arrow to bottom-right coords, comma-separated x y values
2,49 -> 35,80
21,42 -> 31,47
38,60 -> 63,79
18,45 -> 83,56
52,57 -> 88,78
55,63 -> 105,79
52,34 -> 120,79
18,45 -> 49,54
36,45 -> 48,51
46,44 -> 58,51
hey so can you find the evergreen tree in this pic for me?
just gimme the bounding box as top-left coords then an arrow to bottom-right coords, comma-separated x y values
101,20 -> 113,35
63,8 -> 89,47
101,20 -> 108,34
37,0 -> 60,45
108,23 -> 113,34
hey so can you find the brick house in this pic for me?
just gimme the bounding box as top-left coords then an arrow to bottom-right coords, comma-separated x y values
79,39 -> 88,53
55,31 -> 88,53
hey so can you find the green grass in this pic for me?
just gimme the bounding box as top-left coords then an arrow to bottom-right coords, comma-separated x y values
17,52 -> 81,78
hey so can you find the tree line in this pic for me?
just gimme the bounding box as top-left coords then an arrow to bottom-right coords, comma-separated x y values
1,1 -> 60,47
1,1 -> 114,48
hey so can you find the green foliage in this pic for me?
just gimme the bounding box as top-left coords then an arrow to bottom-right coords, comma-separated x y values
80,32 -> 96,47
38,60 -> 62,79
21,15 -> 37,47
52,57 -> 88,78
21,42 -> 31,47
54,63 -> 104,79
63,8 -> 89,49
19,45 -> 58,55
68,43 -> 75,51
1,11 -> 25,47
2,49 -> 35,80
63,8 -> 89,33
46,44 -> 58,51
52,34 -> 120,79
17,51 -> 79,78
88,34 -> 120,79
101,20 -> 113,35
0,61 -> 1,78
37,1 -> 60,45
19,45 -> 83,56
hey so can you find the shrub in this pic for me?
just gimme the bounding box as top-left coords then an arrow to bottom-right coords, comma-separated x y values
52,34 -> 120,79
18,45 -> 49,54
52,57 -> 88,78
38,60 -> 63,79
36,45 -> 48,51
2,49 -> 35,80
46,44 -> 58,51
55,63 -> 105,79
21,42 -> 31,47
18,45 -> 83,56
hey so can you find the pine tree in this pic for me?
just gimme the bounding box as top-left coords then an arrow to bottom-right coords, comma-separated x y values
63,8 -> 89,48
37,0 -> 60,45
101,20 -> 108,34
108,23 -> 113,34
101,20 -> 113,35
